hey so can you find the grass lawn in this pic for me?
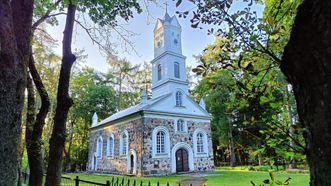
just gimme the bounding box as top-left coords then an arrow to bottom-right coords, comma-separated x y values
64,169 -> 309,186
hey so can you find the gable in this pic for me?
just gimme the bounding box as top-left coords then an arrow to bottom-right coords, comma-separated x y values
170,16 -> 181,28
146,93 -> 211,118
153,19 -> 164,32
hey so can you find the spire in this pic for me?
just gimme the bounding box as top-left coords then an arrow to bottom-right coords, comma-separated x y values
92,112 -> 98,127
140,88 -> 148,105
199,98 -> 206,110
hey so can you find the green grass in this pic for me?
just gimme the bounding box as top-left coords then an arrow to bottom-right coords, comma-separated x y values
64,169 -> 310,186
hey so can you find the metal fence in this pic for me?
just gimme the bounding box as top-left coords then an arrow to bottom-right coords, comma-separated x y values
22,172 -> 202,186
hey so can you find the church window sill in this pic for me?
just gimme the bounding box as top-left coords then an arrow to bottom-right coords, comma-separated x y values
195,152 -> 208,157
153,153 -> 169,158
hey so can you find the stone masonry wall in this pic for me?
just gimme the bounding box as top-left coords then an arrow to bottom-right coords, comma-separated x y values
142,116 -> 214,176
88,117 -> 144,176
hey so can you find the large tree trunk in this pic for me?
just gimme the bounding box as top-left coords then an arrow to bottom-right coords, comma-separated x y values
26,54 -> 51,186
0,0 -> 33,185
281,0 -> 331,185
45,3 -> 76,186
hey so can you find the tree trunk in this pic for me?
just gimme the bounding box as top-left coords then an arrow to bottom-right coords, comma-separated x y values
281,1 -> 331,185
45,3 -> 76,186
0,0 -> 33,185
26,54 -> 51,186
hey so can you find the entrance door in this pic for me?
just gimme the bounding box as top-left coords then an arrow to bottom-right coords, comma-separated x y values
130,154 -> 134,174
176,148 -> 189,172
93,155 -> 97,171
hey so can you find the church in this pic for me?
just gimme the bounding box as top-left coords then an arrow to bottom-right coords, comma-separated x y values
88,13 -> 214,176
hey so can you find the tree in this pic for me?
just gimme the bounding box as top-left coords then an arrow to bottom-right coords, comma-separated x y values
281,1 -> 331,185
45,1 -> 142,185
107,55 -> 140,110
183,0 -> 305,167
0,0 -> 34,185
177,0 -> 331,184
64,68 -> 117,171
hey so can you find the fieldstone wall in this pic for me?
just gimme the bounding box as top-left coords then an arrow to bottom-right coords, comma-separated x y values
88,117 -> 144,176
142,116 -> 214,175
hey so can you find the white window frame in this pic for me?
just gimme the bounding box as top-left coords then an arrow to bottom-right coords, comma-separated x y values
175,91 -> 183,106
174,62 -> 180,78
96,136 -> 103,159
152,126 -> 170,158
175,119 -> 187,133
106,134 -> 115,158
119,130 -> 129,158
193,129 -> 209,157
157,64 -> 162,81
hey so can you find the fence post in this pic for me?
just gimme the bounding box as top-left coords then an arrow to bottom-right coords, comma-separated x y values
106,180 -> 110,186
75,176 -> 79,186
167,182 -> 169,186
157,181 -> 159,186
148,181 -> 151,186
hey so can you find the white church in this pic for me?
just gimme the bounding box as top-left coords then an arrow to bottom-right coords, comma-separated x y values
88,13 -> 214,176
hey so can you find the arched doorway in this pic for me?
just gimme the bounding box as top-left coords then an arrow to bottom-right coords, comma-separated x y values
130,154 -> 134,174
91,153 -> 97,171
171,142 -> 194,173
176,148 -> 189,172
127,149 -> 137,175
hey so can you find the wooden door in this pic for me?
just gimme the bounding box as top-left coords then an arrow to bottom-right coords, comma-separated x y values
176,148 -> 189,172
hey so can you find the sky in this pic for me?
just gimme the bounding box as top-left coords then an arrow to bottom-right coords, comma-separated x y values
47,1 -> 263,73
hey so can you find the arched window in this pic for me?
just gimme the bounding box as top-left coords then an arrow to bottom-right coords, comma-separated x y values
156,131 -> 165,153
174,62 -> 180,78
177,119 -> 185,132
197,133 -> 204,153
193,129 -> 209,157
120,131 -> 129,156
157,64 -> 162,81
96,136 -> 103,158
152,126 -> 170,158
176,91 -> 183,106
106,135 -> 114,158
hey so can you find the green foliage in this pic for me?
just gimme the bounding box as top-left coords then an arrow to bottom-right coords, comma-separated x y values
189,0 -> 306,165
250,171 -> 292,186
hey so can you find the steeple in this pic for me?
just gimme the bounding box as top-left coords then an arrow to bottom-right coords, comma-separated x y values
151,13 -> 188,99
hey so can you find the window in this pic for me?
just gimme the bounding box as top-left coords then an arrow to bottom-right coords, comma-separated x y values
156,131 -> 165,153
96,137 -> 103,158
174,62 -> 180,78
106,135 -> 114,158
152,126 -> 170,158
197,133 -> 204,153
176,91 -> 183,106
193,129 -> 209,157
120,131 -> 128,156
122,133 -> 127,155
177,119 -> 185,132
157,64 -> 162,80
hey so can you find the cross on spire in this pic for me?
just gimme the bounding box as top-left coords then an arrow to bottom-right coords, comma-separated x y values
164,0 -> 168,14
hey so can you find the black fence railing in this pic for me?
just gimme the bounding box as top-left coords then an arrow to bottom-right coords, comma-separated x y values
22,172 -> 204,186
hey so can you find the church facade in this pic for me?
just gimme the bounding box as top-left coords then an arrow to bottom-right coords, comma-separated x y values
88,13 -> 214,176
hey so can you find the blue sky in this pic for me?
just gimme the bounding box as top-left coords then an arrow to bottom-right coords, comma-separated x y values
47,1 -> 263,72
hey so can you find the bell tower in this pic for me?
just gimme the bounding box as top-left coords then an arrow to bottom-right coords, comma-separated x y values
151,13 -> 189,99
